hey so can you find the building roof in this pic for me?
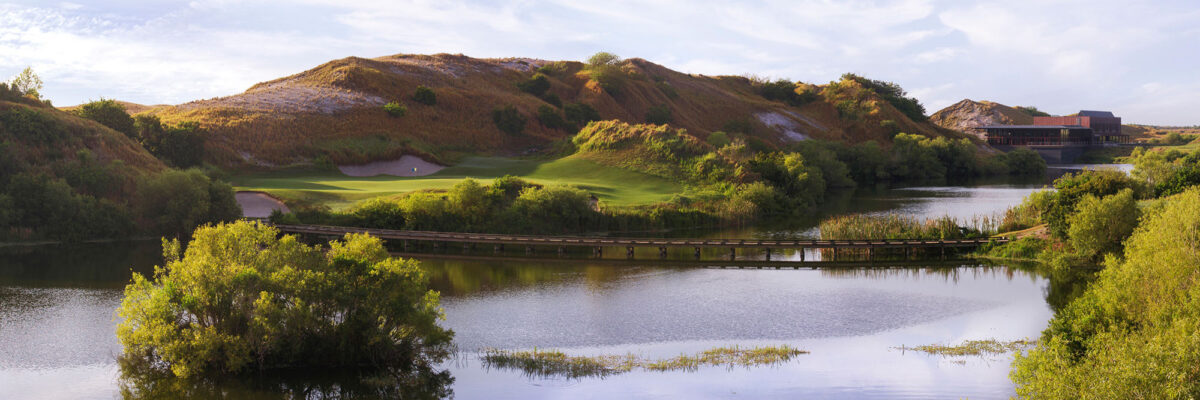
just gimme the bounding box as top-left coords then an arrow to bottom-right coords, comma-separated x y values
1078,110 -> 1116,118
977,125 -> 1087,129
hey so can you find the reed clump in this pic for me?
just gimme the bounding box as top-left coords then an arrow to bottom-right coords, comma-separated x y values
899,339 -> 1035,357
482,345 -> 807,378
819,213 -> 998,240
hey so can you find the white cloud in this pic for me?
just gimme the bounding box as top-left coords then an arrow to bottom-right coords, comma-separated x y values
0,0 -> 1196,124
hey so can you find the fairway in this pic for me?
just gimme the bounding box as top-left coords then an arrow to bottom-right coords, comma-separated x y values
231,156 -> 684,210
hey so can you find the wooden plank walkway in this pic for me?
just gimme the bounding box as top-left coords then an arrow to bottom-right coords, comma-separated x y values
272,224 -> 1007,262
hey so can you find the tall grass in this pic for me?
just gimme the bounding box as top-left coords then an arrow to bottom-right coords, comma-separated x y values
819,213 -> 997,240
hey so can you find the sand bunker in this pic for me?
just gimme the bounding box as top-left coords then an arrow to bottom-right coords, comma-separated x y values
236,191 -> 290,219
338,155 -> 445,177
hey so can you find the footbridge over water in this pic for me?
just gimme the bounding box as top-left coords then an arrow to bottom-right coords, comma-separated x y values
272,224 -> 1009,263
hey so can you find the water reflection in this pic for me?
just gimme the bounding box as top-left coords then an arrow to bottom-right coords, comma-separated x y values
117,362 -> 453,400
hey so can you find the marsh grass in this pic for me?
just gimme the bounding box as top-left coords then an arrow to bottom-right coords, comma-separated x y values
482,345 -> 807,378
819,213 -> 998,241
898,339 -> 1034,357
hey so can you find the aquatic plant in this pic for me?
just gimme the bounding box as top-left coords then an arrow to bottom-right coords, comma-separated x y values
899,339 -> 1034,357
819,213 -> 997,240
482,345 -> 808,379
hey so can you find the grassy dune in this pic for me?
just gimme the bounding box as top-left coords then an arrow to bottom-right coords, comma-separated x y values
231,156 -> 684,209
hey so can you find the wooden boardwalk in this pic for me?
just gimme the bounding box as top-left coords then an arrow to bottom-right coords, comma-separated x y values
273,224 -> 1007,262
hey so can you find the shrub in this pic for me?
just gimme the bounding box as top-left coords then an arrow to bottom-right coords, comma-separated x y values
1067,189 -> 1139,259
7,67 -> 43,99
1012,188 -> 1200,399
645,104 -> 672,125
542,93 -> 562,108
517,73 -> 551,96
383,101 -> 407,117
1005,147 -> 1047,176
564,103 -> 600,127
412,85 -> 436,106
840,73 -> 927,121
72,99 -> 136,138
584,52 -> 626,95
134,169 -> 241,238
721,119 -> 753,134
536,105 -> 568,130
507,185 -> 599,233
706,131 -> 731,148
0,107 -> 64,144
117,221 -> 453,378
1044,170 -> 1146,239
141,121 -> 206,168
879,120 -> 900,138
492,105 -> 526,135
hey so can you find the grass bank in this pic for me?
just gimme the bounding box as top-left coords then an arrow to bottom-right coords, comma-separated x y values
231,156 -> 684,210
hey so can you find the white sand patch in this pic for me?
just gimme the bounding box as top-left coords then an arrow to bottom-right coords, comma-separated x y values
756,111 -> 811,141
338,155 -> 445,177
174,84 -> 385,114
236,192 -> 290,219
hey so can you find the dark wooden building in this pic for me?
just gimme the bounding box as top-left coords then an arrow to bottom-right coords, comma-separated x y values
980,110 -> 1129,146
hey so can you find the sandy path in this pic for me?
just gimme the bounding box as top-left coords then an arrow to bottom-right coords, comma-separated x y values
236,191 -> 290,219
338,155 -> 445,177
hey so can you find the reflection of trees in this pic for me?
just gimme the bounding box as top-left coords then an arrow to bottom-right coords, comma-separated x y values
118,357 -> 453,400
0,241 -> 160,287
421,259 -> 675,296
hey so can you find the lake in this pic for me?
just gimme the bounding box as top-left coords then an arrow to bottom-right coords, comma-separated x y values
0,171 -> 1107,399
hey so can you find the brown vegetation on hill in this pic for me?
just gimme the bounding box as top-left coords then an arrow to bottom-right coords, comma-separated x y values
146,53 -> 965,168
2,98 -> 164,179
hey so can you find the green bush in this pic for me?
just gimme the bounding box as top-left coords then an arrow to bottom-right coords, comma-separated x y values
645,104 -> 672,125
0,107 -> 64,144
137,120 -> 206,168
72,99 -> 135,138
564,103 -> 600,127
536,105 -> 568,130
1005,147 -> 1048,176
134,169 -> 241,238
383,101 -> 407,117
1016,105 -> 1051,117
117,221 -> 453,378
542,93 -> 562,108
1012,188 -> 1200,399
492,105 -> 526,135
840,73 -> 926,122
706,131 -> 731,148
1044,170 -> 1146,239
412,85 -> 436,106
584,52 -> 626,95
517,73 -> 551,96
1067,189 -> 1139,259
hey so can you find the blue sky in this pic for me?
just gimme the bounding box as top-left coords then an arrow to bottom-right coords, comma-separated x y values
2,0 -> 1198,125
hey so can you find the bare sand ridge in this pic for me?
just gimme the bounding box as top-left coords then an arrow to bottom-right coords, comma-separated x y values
236,192 -> 290,219
337,155 -> 445,177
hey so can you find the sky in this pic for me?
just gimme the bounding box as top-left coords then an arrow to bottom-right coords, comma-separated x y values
1,0 -> 1198,125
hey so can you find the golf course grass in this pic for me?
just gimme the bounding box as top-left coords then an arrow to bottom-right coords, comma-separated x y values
231,156 -> 685,210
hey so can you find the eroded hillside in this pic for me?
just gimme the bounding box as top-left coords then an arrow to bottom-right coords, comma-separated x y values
146,53 -> 966,168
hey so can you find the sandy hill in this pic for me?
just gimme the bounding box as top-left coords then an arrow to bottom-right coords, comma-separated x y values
146,53 -> 966,168
930,99 -> 1036,139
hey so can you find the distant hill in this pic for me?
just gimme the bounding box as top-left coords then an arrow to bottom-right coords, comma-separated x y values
930,99 -> 1036,139
59,100 -> 160,115
144,53 -> 967,168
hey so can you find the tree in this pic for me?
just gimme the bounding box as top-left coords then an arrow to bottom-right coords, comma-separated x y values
645,104 -> 672,125
1012,188 -> 1200,399
563,103 -> 600,127
536,105 -> 567,130
412,85 -> 436,106
584,52 -> 626,95
492,105 -> 526,135
117,221 -> 453,378
383,101 -> 407,117
73,99 -> 135,137
134,169 -> 240,238
9,67 -> 43,99
516,73 -> 551,96
1067,189 -> 1139,259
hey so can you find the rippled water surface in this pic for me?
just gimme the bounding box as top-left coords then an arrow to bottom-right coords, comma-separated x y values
1,174 -> 1110,399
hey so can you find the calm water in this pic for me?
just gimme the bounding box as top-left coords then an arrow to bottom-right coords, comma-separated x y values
0,172 -> 1108,399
